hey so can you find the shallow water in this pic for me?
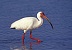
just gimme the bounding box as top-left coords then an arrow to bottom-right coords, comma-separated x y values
0,0 -> 72,50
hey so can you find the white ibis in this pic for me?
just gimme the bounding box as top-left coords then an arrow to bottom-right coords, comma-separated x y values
10,11 -> 53,44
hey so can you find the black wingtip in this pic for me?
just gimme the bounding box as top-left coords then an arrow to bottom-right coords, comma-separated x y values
10,28 -> 15,29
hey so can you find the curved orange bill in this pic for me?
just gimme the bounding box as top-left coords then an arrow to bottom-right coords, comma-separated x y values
43,16 -> 54,29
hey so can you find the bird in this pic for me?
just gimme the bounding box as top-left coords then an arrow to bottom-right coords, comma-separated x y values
10,11 -> 53,44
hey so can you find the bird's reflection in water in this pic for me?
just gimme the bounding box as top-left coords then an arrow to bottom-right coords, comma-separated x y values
10,41 -> 41,50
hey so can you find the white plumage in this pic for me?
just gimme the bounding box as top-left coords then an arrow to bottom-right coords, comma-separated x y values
10,12 -> 44,33
11,17 -> 43,32
10,11 -> 53,44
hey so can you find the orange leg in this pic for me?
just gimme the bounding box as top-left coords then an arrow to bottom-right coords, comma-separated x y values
22,33 -> 25,45
30,30 -> 42,42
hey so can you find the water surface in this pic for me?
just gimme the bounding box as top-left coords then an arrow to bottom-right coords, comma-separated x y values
0,0 -> 72,50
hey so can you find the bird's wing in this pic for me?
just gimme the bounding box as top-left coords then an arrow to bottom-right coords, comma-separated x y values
10,17 -> 37,30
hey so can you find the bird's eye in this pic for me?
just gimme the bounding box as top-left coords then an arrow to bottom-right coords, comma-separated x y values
40,13 -> 45,17
42,12 -> 45,15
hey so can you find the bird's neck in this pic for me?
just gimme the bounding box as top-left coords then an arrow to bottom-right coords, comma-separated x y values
37,16 -> 43,27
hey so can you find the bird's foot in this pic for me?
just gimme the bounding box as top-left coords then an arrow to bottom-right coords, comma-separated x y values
30,37 -> 42,43
37,39 -> 42,43
30,33 -> 42,43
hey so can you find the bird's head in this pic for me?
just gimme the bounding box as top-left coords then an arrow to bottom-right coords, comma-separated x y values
37,11 -> 54,29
